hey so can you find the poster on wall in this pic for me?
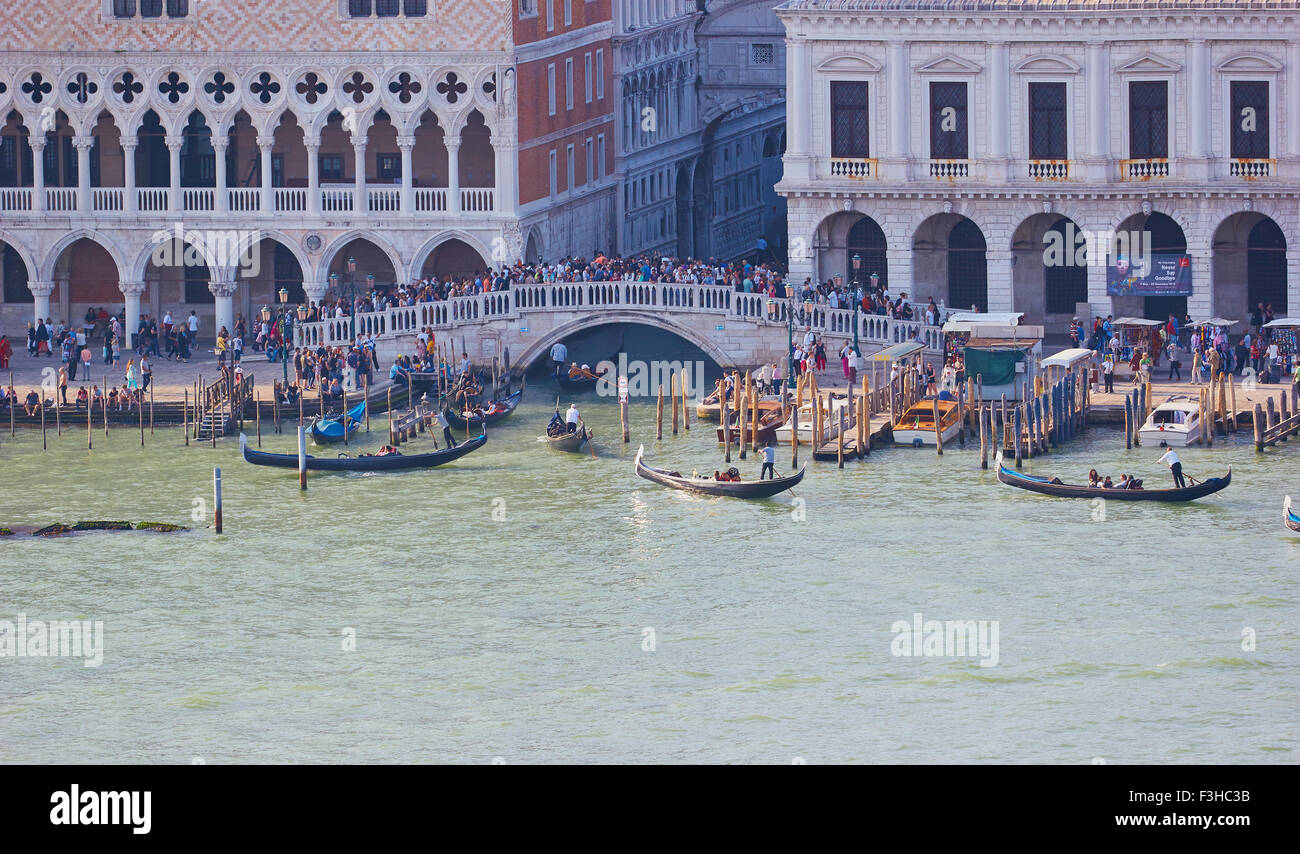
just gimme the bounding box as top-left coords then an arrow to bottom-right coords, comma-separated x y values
1106,253 -> 1193,297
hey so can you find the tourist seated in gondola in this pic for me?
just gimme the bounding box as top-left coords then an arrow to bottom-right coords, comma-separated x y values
1087,469 -> 1101,487
1101,476 -> 1114,488
546,410 -> 567,437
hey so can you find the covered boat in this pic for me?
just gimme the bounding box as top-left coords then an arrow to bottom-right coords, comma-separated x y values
240,432 -> 485,472
634,445 -> 804,499
1138,395 -> 1202,447
445,389 -> 522,430
1286,496 -> 1300,532
892,396 -> 961,447
309,401 -> 366,445
994,452 -> 1230,502
696,391 -> 785,422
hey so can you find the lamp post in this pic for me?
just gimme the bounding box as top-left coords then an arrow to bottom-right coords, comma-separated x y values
783,284 -> 795,390
345,256 -> 357,344
851,253 -> 862,354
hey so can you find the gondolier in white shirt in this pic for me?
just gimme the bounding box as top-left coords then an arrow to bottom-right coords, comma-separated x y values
433,408 -> 456,448
565,403 -> 581,433
760,443 -> 776,480
1158,448 -> 1186,488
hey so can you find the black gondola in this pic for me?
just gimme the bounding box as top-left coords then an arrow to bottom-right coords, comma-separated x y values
557,367 -> 609,391
239,432 -> 486,472
634,445 -> 804,499
995,452 -> 1230,502
444,389 -> 523,430
1286,495 -> 1300,532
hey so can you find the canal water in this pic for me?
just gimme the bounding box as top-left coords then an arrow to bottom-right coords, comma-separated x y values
1,391 -> 1296,763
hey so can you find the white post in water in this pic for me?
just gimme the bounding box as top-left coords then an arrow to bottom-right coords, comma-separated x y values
297,424 -> 307,491
213,466 -> 223,534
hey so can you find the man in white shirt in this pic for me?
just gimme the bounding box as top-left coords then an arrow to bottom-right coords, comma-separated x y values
550,341 -> 568,380
187,311 -> 199,337
760,443 -> 776,480
1158,448 -> 1185,488
565,403 -> 581,433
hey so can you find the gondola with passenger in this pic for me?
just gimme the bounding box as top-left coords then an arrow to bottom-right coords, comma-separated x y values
444,389 -> 523,430
240,432 -> 485,472
633,445 -> 804,499
994,451 -> 1230,502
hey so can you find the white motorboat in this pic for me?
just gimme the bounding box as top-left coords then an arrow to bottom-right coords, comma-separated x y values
774,396 -> 850,445
1138,396 -> 1202,447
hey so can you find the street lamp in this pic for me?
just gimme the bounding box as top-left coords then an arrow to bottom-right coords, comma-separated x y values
784,283 -> 795,390
851,254 -> 862,354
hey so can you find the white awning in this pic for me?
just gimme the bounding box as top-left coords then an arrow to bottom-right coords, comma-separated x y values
1041,348 -> 1096,368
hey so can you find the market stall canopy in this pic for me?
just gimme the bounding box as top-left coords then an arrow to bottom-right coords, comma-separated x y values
942,311 -> 1027,334
1041,348 -> 1096,369
963,345 -> 1030,386
1112,317 -> 1164,326
1263,317 -> 1300,328
870,341 -> 925,361
1191,318 -> 1238,328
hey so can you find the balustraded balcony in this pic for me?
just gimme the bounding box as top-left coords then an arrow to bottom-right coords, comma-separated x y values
1028,160 -> 1070,181
227,188 -> 260,212
1229,158 -> 1275,179
829,157 -> 878,179
1120,158 -> 1169,181
46,188 -> 77,212
929,159 -> 970,180
0,188 -> 32,211
92,187 -> 123,212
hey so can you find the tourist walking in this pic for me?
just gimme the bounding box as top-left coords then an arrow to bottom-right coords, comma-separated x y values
1102,356 -> 1114,393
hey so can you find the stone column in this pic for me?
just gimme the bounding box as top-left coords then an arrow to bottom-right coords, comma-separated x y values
1087,258 -> 1111,321
1185,39 -> 1211,181
397,134 -> 415,214
119,281 -> 146,349
300,279 -> 330,344
886,41 -> 911,178
208,279 -> 238,340
166,135 -> 184,212
28,281 -> 54,325
74,135 -> 94,212
1084,42 -> 1111,182
1187,241 -> 1213,320
212,136 -> 229,213
351,135 -> 367,215
1289,42 -> 1300,165
30,137 -> 46,213
305,140 -> 321,216
492,135 -> 518,217
122,140 -> 137,213
785,37 -> 813,182
257,134 -> 275,213
987,42 -> 1011,181
985,248 -> 1014,313
446,139 -> 461,215
56,273 -> 70,325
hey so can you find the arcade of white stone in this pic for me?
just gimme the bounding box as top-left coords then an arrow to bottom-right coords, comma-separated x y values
777,1 -> 1300,332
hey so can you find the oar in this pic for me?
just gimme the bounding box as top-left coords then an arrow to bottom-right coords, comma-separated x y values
580,418 -> 596,459
771,467 -> 799,498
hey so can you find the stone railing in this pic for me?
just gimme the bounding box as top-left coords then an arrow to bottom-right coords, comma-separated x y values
295,284 -> 944,359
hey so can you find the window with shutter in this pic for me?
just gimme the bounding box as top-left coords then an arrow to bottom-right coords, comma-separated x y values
830,81 -> 869,158
1230,81 -> 1269,158
1028,82 -> 1067,160
1128,81 -> 1168,159
929,82 -> 968,160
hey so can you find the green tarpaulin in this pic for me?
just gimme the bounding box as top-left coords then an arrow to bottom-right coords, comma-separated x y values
963,347 -> 1028,386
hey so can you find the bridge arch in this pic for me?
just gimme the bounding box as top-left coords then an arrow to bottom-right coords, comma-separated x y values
514,310 -> 735,374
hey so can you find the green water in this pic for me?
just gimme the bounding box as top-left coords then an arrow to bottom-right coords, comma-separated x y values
1,394 -> 1297,763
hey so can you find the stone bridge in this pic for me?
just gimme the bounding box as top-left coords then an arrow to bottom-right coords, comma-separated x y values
294,282 -> 943,374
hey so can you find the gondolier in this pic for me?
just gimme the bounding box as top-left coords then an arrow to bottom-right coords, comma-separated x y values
434,409 -> 457,447
550,341 -> 568,381
565,403 -> 581,433
1158,448 -> 1185,488
760,443 -> 776,480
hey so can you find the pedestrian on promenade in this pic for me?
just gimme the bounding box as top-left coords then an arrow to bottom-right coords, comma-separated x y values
0,334 -> 10,370
140,355 -> 152,393
1102,356 -> 1114,393
57,365 -> 68,406
1167,342 -> 1181,381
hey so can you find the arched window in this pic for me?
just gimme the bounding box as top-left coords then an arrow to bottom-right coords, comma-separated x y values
846,216 -> 887,292
1247,218 -> 1287,314
1044,218 -> 1086,314
948,219 -> 987,311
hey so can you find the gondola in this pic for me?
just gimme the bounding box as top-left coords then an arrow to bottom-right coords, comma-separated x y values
1286,495 -> 1300,532
444,389 -> 523,430
994,452 -> 1231,502
240,432 -> 485,472
634,445 -> 804,499
309,401 -> 366,445
557,367 -> 608,391
544,421 -> 589,452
